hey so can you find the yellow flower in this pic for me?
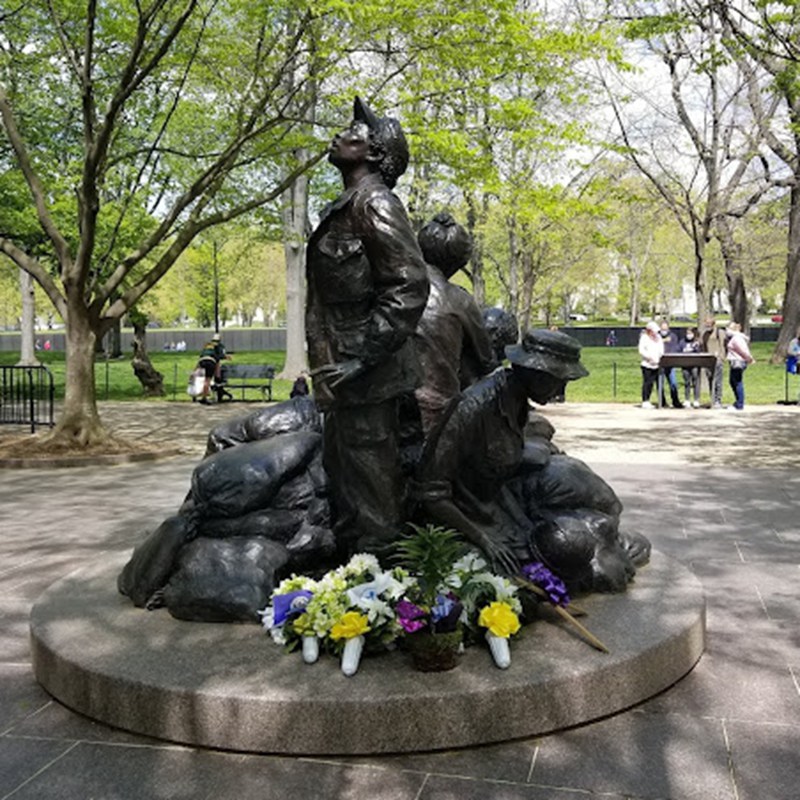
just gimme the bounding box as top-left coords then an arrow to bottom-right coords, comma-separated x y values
330,611 -> 371,641
478,601 -> 521,638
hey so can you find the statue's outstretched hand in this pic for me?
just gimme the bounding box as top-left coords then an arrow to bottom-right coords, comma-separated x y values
310,358 -> 366,389
479,534 -> 519,577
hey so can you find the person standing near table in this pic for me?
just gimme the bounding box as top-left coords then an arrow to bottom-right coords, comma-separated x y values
659,320 -> 684,408
305,97 -> 429,560
701,315 -> 726,409
638,321 -> 663,409
726,322 -> 755,410
678,326 -> 701,408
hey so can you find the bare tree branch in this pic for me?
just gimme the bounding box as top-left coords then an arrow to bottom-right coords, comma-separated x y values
103,148 -> 326,319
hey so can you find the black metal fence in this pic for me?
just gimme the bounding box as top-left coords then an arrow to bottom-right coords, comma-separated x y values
0,365 -> 55,433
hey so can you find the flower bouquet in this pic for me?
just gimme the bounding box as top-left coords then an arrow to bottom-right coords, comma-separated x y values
260,527 -> 607,676
446,551 -> 523,668
259,553 -> 413,676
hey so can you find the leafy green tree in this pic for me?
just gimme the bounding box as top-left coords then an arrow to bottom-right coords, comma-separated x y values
0,0 -> 320,446
398,2 -> 613,309
606,0 -> 774,328
714,0 -> 800,359
0,258 -> 20,329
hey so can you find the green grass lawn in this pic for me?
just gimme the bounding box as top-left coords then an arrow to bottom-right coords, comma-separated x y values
2,342 -> 796,405
0,350 -> 292,402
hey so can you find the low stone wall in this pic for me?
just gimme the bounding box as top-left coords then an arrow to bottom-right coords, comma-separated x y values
0,328 -> 287,353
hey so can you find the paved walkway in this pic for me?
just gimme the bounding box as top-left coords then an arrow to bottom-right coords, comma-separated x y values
1,401 -> 799,799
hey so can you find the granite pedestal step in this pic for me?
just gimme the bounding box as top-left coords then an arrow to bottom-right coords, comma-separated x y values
30,550 -> 705,755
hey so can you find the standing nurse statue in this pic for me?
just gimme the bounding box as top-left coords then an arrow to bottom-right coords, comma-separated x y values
305,97 -> 429,561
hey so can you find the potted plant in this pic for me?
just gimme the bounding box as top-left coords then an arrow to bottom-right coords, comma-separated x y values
394,524 -> 466,672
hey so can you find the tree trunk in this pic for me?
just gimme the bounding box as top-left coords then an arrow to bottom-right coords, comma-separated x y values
466,196 -> 486,307
519,251 -> 534,331
693,235 -> 710,325
279,171 -> 309,381
17,268 -> 39,366
131,322 -> 165,396
507,214 -> 519,317
110,317 -> 123,358
47,297 -> 108,446
715,217 -> 749,330
773,177 -> 800,362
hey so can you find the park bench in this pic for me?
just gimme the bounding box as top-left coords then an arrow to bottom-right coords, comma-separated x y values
212,363 -> 275,403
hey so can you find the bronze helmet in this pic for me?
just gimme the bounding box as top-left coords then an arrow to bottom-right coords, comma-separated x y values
505,329 -> 589,382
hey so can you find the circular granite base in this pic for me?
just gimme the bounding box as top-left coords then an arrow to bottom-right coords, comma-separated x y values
30,550 -> 705,755
0,447 -> 183,469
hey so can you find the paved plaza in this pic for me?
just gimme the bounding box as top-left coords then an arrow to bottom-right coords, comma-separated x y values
1,400 -> 799,799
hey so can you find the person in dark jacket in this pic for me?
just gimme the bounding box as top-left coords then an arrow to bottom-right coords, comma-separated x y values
195,333 -> 228,405
289,374 -> 310,398
305,97 -> 429,559
659,320 -> 683,408
678,327 -> 701,407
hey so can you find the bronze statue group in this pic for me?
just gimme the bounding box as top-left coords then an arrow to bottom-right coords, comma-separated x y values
119,98 -> 649,623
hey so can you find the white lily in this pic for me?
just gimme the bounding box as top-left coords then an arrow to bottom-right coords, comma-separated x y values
346,573 -> 395,606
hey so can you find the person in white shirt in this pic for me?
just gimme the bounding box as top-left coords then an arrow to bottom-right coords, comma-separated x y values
638,321 -> 663,409
725,322 -> 755,410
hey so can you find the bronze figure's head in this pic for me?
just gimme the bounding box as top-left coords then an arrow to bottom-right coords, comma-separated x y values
417,212 -> 473,278
334,96 -> 409,188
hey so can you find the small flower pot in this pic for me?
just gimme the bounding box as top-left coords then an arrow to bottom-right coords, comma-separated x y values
404,629 -> 462,672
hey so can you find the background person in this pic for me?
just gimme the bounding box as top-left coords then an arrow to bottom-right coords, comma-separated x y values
788,326 -> 800,402
638,321 -> 663,409
290,373 -> 310,398
725,322 -> 754,410
196,332 -> 229,405
659,320 -> 683,408
678,326 -> 701,408
701,315 -> 726,409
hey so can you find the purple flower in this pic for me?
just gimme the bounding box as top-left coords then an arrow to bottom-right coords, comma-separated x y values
431,593 -> 462,633
396,599 -> 428,633
520,562 -> 570,607
272,590 -> 313,626
430,594 -> 455,623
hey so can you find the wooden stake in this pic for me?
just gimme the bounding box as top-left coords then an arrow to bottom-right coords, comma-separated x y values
514,578 -> 609,654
